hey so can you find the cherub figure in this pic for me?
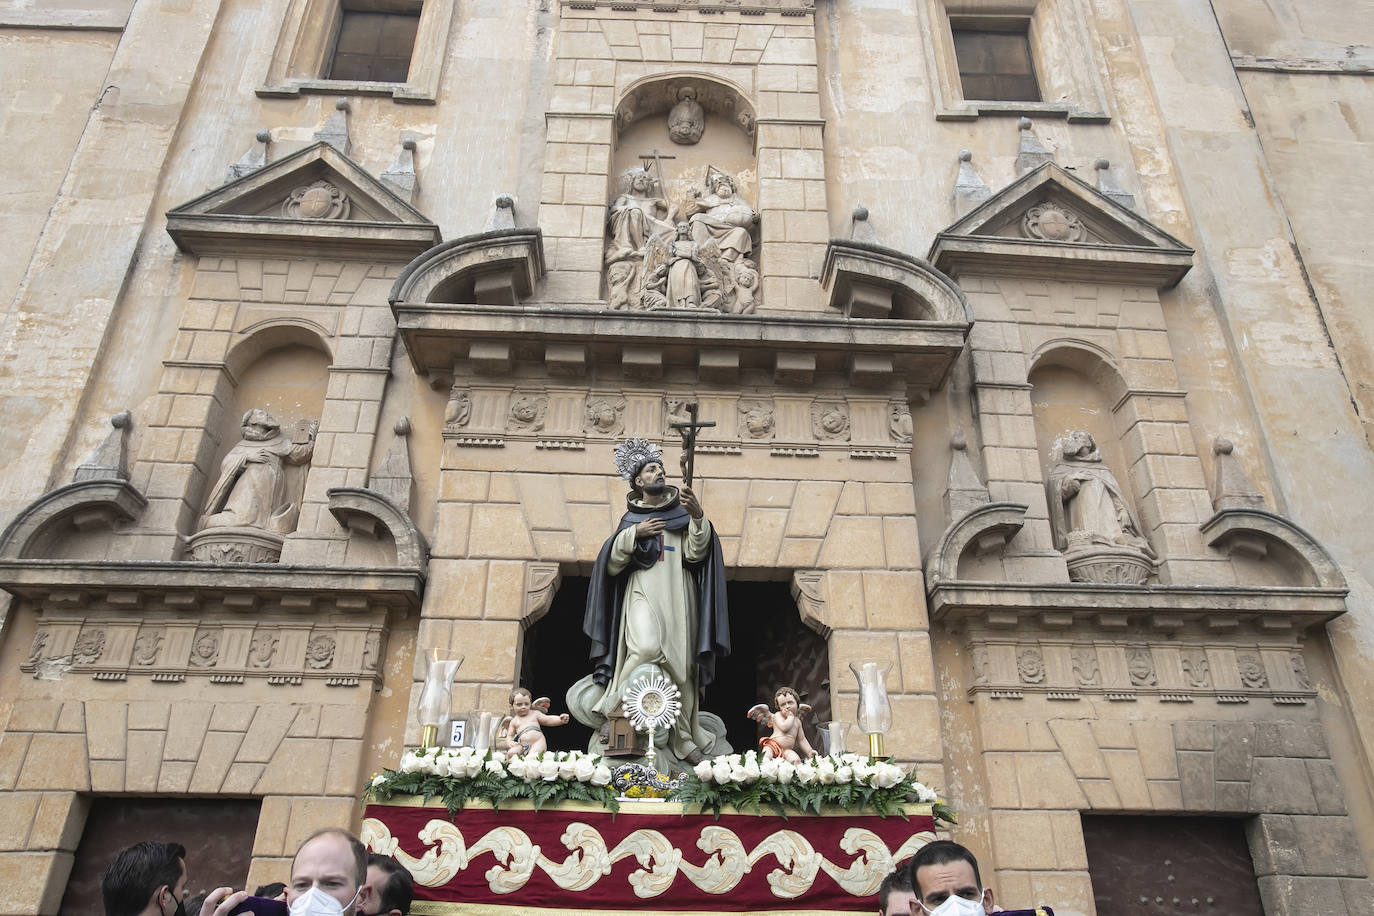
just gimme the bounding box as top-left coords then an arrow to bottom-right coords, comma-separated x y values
747,686 -> 817,763
503,687 -> 569,758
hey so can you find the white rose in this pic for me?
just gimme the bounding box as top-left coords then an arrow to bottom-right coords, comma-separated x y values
559,758 -> 577,781
712,763 -> 732,785
775,760 -> 795,785
760,757 -> 779,780
484,758 -> 505,777
507,756 -> 527,779
591,764 -> 613,786
371,773 -> 387,788
399,752 -> 423,773
538,757 -> 561,781
875,765 -> 903,789
573,756 -> 596,782
835,765 -> 853,785
852,762 -> 872,783
817,761 -> 836,784
743,760 -> 760,781
744,750 -> 758,764
693,760 -> 713,781
917,784 -> 938,803
795,763 -> 816,785
463,756 -> 485,778
728,765 -> 749,784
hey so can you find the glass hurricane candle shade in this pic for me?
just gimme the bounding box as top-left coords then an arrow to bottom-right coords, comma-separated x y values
418,651 -> 462,748
820,721 -> 851,756
849,659 -> 893,758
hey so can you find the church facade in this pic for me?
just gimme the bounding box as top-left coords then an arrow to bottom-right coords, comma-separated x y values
1,0 -> 1372,913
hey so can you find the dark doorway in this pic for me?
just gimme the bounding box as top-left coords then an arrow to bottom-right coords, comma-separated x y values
59,797 -> 261,916
1083,815 -> 1264,915
522,577 -> 830,756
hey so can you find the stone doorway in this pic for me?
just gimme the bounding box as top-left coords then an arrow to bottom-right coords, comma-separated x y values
1083,814 -> 1264,915
59,797 -> 261,916
522,578 -> 829,757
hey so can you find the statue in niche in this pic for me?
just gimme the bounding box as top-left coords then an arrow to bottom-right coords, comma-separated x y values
603,164 -> 760,314
200,409 -> 317,535
1047,430 -> 1156,584
685,167 -> 756,264
643,222 -> 723,311
668,87 -> 705,145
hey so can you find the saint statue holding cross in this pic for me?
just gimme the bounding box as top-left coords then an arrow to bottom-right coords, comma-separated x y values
577,434 -> 730,767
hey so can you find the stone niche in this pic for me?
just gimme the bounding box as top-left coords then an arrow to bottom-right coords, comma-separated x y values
604,76 -> 761,314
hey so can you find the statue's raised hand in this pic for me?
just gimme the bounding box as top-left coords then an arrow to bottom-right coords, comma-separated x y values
680,485 -> 703,519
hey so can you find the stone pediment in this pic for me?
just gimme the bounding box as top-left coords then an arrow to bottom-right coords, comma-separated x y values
929,162 -> 1194,288
166,142 -> 441,260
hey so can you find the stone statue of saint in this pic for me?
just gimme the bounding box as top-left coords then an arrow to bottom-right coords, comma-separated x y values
642,222 -> 723,311
685,167 -> 757,262
1047,430 -> 1155,558
667,87 -> 705,145
200,408 -> 316,534
606,168 -> 676,266
573,438 -> 730,768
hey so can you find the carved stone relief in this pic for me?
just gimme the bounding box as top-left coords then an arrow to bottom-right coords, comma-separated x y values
249,632 -> 278,669
445,387 -> 472,429
889,403 -> 913,444
28,631 -> 49,666
133,630 -> 162,666
72,629 -> 105,665
970,645 -> 989,686
307,634 -> 337,670
1072,646 -> 1100,687
1238,653 -> 1268,689
667,87 -> 705,145
507,393 -> 547,433
585,396 -> 627,437
738,400 -> 775,440
605,166 -> 759,314
283,180 -> 351,220
1126,647 -> 1157,686
190,630 -> 220,668
1290,654 -> 1311,689
363,632 -> 382,673
1017,647 -> 1046,684
1182,649 -> 1211,688
811,400 -> 851,441
1022,203 -> 1086,242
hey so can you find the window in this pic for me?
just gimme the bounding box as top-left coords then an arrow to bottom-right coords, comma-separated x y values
951,23 -> 1040,102
259,0 -> 454,102
327,3 -> 421,83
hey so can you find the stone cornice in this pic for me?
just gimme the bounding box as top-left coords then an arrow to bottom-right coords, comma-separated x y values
929,581 -> 1347,632
392,304 -> 969,395
0,560 -> 424,611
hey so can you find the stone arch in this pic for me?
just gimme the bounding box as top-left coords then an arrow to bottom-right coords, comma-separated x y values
1028,337 -> 1128,404
614,72 -> 757,145
389,230 -> 545,306
326,488 -> 429,570
223,321 -> 333,380
821,241 -> 973,323
923,502 -> 1029,585
0,479 -> 147,559
1200,507 -> 1347,589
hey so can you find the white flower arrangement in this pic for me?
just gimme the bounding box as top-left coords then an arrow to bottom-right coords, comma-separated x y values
368,746 -> 618,814
676,750 -> 953,822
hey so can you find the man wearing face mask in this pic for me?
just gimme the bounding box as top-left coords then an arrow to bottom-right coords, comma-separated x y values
907,841 -> 1053,916
285,828 -> 371,916
102,841 -> 192,916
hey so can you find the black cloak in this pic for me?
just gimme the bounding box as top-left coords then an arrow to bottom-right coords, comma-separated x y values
582,487 -> 730,692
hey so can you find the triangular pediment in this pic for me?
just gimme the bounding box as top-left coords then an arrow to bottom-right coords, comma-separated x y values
166,142 -> 440,260
929,162 -> 1194,288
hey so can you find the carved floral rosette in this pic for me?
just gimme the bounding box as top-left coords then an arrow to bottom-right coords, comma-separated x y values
362,799 -> 935,913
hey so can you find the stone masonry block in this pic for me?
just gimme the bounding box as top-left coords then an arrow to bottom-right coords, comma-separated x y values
1132,721 -> 1179,780
0,794 -> 40,851
1177,750 -> 1215,810
238,705 -> 298,764
0,851 -> 74,916
1250,756 -> 1319,813
16,735 -> 88,792
862,570 -> 926,630
253,795 -> 292,857
325,739 -> 364,796
985,753 -> 1020,807
897,631 -> 935,694
1342,878 -> 1374,916
283,796 -> 356,850
157,761 -> 195,793
1291,815 -> 1368,876
1249,814 -> 1303,877
739,507 -> 789,569
1213,722 -> 1255,781
189,731 -> 243,793
1258,875 -> 1351,916
318,705 -> 368,740
85,701 -> 127,760
1173,720 -> 1214,751
1101,749 -> 1152,809
1047,719 -> 1109,779
1307,759 -> 1349,815
164,701 -> 214,762
28,793 -> 86,852
1089,719 -> 1136,750
817,516 -> 884,568
989,810 -> 1058,869
1254,721 -> 1329,758
256,738 -> 328,795
6,701 -> 62,733
1017,753 -> 1088,808
287,705 -> 320,739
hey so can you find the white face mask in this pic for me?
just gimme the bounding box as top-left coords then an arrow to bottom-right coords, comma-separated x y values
921,892 -> 986,916
289,886 -> 360,916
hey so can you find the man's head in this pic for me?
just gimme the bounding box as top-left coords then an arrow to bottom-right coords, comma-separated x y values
906,841 -> 994,915
241,408 -> 280,441
288,828 -> 369,915
633,460 -> 667,499
101,841 -> 187,916
362,854 -> 414,916
877,867 -> 918,916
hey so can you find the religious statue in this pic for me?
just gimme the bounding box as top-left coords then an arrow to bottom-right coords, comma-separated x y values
1047,430 -> 1157,583
747,686 -> 817,763
642,222 -> 723,311
200,409 -> 316,534
570,437 -> 730,770
685,167 -> 757,262
602,163 -> 760,313
668,87 -> 705,145
501,688 -> 570,759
